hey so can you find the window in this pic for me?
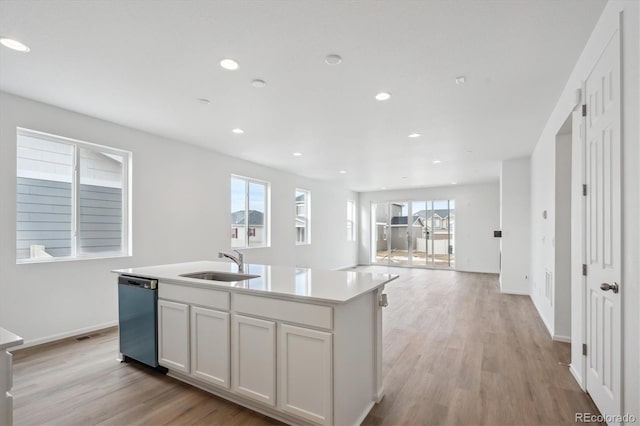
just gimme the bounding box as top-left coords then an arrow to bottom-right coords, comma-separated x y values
16,128 -> 131,262
295,189 -> 310,245
231,175 -> 269,248
347,200 -> 356,241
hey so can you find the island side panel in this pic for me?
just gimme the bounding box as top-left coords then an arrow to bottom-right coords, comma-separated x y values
375,286 -> 385,402
333,290 -> 377,426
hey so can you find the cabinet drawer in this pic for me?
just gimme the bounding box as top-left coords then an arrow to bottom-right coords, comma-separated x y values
159,282 -> 229,311
234,294 -> 332,330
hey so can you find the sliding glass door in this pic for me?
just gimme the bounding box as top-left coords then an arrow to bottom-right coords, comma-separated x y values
411,201 -> 428,266
372,200 -> 455,268
389,202 -> 410,265
373,202 -> 390,264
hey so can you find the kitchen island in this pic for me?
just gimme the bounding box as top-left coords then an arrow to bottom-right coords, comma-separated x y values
113,261 -> 398,426
0,327 -> 23,426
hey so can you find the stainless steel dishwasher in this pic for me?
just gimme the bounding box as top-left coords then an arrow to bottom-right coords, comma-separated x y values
118,275 -> 166,372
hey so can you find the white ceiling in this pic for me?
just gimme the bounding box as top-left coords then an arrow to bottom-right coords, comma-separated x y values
0,0 -> 606,191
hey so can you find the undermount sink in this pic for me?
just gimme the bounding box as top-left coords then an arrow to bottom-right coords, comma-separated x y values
180,271 -> 260,282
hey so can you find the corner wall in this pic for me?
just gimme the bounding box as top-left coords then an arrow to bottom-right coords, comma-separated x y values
358,182 -> 500,274
499,157 -> 531,295
0,92 -> 359,346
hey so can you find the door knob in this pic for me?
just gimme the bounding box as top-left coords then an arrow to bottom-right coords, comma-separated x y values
600,282 -> 619,293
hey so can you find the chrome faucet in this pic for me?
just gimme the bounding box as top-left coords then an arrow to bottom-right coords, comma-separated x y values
218,250 -> 244,272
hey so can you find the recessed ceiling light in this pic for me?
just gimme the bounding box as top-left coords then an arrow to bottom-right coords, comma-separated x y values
220,59 -> 239,70
0,37 -> 30,52
408,133 -> 421,138
251,79 -> 266,88
432,160 -> 441,164
455,76 -> 466,85
339,170 -> 347,174
292,152 -> 303,157
401,176 -> 408,179
325,54 -> 342,65
451,182 -> 457,185
381,186 -> 387,190
197,98 -> 211,105
375,92 -> 391,101
232,128 -> 244,134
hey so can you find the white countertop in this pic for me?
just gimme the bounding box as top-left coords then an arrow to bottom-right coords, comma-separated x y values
113,261 -> 398,304
0,327 -> 23,351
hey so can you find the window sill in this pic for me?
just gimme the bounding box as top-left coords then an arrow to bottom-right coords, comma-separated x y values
16,252 -> 132,265
230,245 -> 270,250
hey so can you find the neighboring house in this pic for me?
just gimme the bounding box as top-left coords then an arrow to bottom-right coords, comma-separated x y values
231,209 -> 265,247
386,212 -> 455,255
16,136 -> 124,259
387,215 -> 425,251
413,209 -> 453,230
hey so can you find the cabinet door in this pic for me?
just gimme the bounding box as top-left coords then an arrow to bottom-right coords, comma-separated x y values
158,299 -> 189,373
191,306 -> 230,388
278,324 -> 333,425
232,314 -> 276,406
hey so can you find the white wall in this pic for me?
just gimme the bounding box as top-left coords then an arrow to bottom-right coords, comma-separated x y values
0,92 -> 359,346
358,182 -> 500,273
529,0 -> 639,418
499,157 -> 531,295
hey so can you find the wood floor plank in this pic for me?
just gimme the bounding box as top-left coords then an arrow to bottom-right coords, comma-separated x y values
12,267 -> 602,425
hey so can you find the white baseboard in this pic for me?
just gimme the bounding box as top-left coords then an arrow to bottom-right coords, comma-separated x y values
500,289 -> 530,295
553,334 -> 571,343
353,400 -> 375,426
530,295 -> 554,339
569,363 -> 585,391
13,320 -> 118,350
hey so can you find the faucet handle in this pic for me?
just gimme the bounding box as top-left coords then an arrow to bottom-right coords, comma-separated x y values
218,251 -> 225,258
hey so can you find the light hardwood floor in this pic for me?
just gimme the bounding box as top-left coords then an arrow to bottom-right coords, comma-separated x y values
12,267 -> 601,425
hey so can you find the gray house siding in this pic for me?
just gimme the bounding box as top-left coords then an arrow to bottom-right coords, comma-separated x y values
16,177 -> 122,259
17,177 -> 72,259
79,184 -> 122,253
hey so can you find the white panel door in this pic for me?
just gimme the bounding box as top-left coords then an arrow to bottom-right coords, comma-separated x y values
158,299 -> 190,373
232,314 -> 276,406
190,306 -> 230,388
584,29 -> 621,420
278,324 -> 332,425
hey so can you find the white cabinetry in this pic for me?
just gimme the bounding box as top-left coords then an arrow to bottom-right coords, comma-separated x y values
232,314 -> 276,406
150,278 -> 384,426
158,299 -> 189,373
278,324 -> 333,425
0,327 -> 23,426
190,306 -> 230,388
0,351 -> 13,426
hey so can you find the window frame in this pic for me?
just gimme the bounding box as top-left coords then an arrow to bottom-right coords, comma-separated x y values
230,174 -> 271,249
347,199 -> 357,241
295,188 -> 311,245
16,127 -> 132,264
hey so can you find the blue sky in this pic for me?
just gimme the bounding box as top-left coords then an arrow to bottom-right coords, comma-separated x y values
231,177 -> 266,213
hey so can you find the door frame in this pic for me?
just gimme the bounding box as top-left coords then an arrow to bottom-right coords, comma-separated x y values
571,89 -> 588,391
570,22 -> 623,418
